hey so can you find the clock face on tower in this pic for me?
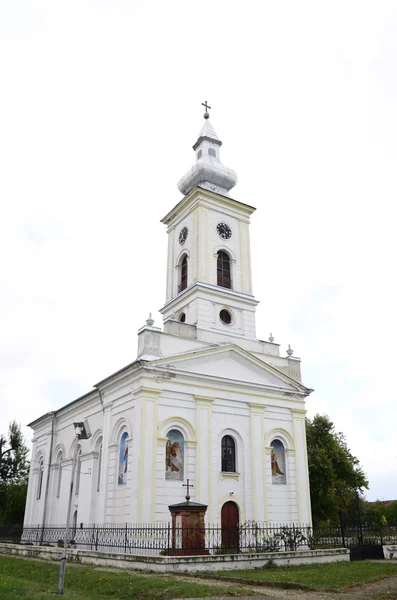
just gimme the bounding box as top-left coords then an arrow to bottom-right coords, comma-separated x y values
216,222 -> 232,240
178,226 -> 188,245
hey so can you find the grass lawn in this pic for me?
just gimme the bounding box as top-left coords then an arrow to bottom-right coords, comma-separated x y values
209,561 -> 397,591
0,556 -> 255,600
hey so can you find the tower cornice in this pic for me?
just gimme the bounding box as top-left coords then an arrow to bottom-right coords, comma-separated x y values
159,280 -> 259,315
161,186 -> 256,227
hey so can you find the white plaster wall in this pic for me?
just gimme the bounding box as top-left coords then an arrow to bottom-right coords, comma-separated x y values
24,360 -> 310,529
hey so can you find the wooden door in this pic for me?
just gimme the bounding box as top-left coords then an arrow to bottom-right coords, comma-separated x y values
221,501 -> 239,551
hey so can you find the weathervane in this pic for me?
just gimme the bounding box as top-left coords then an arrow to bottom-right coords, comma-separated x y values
202,100 -> 211,119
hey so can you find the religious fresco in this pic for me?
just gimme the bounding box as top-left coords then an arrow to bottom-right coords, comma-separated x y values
270,439 -> 286,484
165,429 -> 184,480
118,432 -> 129,485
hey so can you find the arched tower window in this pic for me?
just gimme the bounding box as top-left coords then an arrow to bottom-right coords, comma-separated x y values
221,435 -> 236,472
118,432 -> 129,485
179,254 -> 188,292
165,429 -> 184,480
270,439 -> 286,484
208,148 -> 216,157
36,458 -> 44,500
217,251 -> 232,289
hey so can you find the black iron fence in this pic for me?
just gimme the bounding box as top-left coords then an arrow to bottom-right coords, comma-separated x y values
1,517 -> 396,558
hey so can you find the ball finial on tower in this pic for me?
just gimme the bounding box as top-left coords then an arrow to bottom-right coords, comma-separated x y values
202,100 -> 211,119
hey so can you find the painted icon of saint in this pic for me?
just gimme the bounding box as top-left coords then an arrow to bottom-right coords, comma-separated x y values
271,447 -> 284,476
165,430 -> 184,480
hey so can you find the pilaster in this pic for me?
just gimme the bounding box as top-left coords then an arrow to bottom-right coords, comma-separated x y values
134,386 -> 160,523
100,402 -> 112,523
248,402 -> 267,521
291,408 -> 311,524
194,395 -> 213,520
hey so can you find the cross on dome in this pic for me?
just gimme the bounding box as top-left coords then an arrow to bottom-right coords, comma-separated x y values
201,100 -> 211,119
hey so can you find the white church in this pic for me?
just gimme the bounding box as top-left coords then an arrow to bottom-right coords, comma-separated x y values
24,108 -> 313,532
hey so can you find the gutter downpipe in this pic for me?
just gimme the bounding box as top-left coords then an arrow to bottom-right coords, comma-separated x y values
98,388 -> 105,414
40,411 -> 55,544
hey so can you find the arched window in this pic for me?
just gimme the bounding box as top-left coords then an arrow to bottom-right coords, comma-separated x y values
270,439 -> 286,484
118,432 -> 129,485
165,429 -> 184,481
36,458 -> 44,500
221,435 -> 236,472
56,452 -> 63,498
179,312 -> 186,323
179,255 -> 188,292
197,149 -> 202,159
208,148 -> 216,157
75,447 -> 82,495
217,251 -> 232,289
97,443 -> 103,492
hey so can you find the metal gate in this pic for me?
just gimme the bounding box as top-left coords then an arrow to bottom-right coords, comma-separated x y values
339,512 -> 385,561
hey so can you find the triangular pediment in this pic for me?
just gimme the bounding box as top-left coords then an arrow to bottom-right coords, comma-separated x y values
149,345 -> 309,395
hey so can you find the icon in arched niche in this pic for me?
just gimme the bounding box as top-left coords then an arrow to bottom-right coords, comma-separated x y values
270,439 -> 286,484
165,429 -> 184,480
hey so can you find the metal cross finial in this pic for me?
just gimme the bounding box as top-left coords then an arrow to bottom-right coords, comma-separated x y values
202,101 -> 211,119
182,478 -> 194,501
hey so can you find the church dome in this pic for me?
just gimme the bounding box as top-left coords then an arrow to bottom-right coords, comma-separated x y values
177,115 -> 237,197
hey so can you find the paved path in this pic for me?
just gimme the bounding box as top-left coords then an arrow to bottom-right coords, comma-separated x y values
172,573 -> 397,600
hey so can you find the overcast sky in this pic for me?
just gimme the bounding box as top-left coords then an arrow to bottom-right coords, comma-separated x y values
1,1 -> 396,502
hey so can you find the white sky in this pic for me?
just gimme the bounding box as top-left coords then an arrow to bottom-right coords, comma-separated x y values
1,1 -> 396,502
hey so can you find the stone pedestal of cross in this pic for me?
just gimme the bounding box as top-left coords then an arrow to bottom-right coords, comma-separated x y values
168,479 -> 209,556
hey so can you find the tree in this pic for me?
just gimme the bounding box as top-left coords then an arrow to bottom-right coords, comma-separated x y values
306,414 -> 368,524
0,421 -> 30,525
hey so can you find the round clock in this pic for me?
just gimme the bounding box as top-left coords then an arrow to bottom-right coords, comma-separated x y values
179,226 -> 188,245
216,222 -> 232,240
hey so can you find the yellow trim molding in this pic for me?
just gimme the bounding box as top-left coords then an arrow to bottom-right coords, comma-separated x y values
221,472 -> 240,480
157,416 -> 196,442
265,427 -> 295,450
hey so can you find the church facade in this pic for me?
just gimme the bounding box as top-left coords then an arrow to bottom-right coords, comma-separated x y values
24,110 -> 313,530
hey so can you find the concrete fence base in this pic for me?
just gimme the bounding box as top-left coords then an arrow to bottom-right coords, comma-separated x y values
0,542 -> 349,572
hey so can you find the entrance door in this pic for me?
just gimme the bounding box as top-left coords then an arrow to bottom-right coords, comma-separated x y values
221,501 -> 239,551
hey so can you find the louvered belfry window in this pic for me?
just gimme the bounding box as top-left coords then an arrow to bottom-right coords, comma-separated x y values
217,251 -> 232,289
179,255 -> 188,292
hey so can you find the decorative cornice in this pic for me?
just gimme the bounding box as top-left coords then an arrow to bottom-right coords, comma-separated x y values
291,408 -> 307,416
194,395 -> 214,405
247,401 -> 266,413
133,386 -> 160,400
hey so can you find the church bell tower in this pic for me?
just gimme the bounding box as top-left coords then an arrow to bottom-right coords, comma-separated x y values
159,105 -> 259,342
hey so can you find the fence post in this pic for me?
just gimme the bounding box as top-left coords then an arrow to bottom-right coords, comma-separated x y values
167,522 -> 171,553
339,510 -> 346,548
91,524 -> 95,550
377,514 -> 384,546
124,523 -> 128,553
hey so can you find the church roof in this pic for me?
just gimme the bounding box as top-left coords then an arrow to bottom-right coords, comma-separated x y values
192,118 -> 222,150
168,500 -> 208,511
